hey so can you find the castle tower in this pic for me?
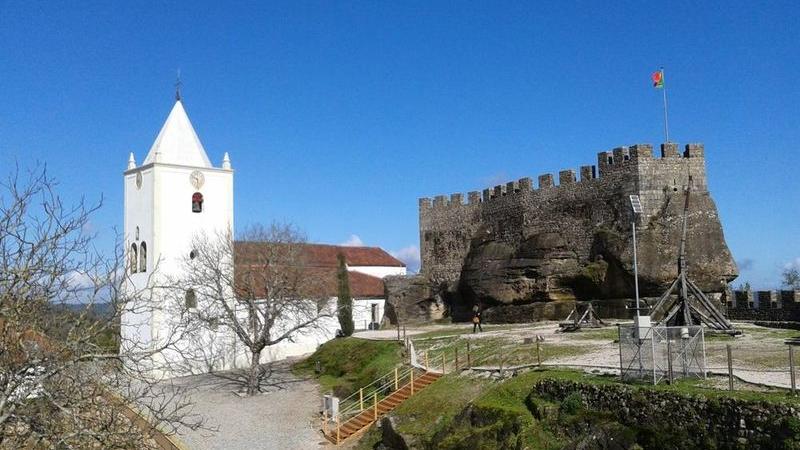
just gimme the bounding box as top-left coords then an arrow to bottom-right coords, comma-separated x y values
121,98 -> 234,375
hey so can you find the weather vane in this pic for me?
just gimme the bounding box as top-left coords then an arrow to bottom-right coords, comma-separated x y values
175,69 -> 182,101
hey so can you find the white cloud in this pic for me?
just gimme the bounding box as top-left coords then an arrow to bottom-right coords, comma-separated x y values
785,258 -> 800,270
65,270 -> 94,290
391,245 -> 421,273
340,234 -> 365,247
737,258 -> 755,271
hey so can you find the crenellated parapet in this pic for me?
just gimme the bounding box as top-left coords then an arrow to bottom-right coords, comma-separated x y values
419,142 -> 706,212
727,290 -> 800,322
596,142 -> 705,177
729,290 -> 800,310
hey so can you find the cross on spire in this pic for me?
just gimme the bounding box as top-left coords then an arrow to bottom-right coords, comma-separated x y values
175,69 -> 182,101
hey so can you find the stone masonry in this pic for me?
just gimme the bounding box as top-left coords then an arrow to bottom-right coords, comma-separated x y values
390,143 -> 738,323
726,290 -> 800,322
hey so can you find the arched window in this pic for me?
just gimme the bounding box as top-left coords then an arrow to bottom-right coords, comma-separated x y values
185,289 -> 197,309
192,192 -> 204,213
135,226 -> 139,241
130,244 -> 138,274
139,242 -> 147,273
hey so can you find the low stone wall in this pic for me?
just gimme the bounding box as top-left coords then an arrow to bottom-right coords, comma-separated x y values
727,290 -> 800,322
533,379 -> 800,448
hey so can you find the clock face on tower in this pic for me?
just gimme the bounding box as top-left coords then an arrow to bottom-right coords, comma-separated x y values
190,170 -> 205,190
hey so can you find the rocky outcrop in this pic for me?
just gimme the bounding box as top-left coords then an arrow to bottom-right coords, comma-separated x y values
384,275 -> 447,324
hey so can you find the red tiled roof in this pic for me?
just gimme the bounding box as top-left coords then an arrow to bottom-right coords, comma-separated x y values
232,242 -> 394,299
346,270 -> 386,298
234,242 -> 404,268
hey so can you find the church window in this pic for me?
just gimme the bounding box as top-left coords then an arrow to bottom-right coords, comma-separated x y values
135,226 -> 140,241
192,192 -> 204,213
139,242 -> 147,273
607,156 -> 613,165
185,289 -> 197,309
130,244 -> 138,274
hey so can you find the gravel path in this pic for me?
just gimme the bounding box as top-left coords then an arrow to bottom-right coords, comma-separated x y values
166,359 -> 330,450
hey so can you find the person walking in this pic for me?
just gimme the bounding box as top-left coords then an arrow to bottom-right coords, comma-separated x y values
472,304 -> 483,333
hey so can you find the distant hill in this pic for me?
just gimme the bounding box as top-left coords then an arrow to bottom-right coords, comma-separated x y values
57,302 -> 115,320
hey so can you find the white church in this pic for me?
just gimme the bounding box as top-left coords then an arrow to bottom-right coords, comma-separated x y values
120,95 -> 405,378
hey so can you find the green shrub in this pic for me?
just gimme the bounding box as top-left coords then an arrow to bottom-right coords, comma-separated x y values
559,392 -> 583,415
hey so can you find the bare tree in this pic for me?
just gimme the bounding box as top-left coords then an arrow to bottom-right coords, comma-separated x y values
178,223 -> 335,396
785,266 -> 800,290
0,165 -> 204,448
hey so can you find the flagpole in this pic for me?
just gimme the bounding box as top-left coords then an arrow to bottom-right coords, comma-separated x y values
661,67 -> 670,143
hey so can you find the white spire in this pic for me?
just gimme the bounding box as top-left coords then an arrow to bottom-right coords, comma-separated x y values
222,152 -> 231,170
127,152 -> 136,170
143,100 -> 212,168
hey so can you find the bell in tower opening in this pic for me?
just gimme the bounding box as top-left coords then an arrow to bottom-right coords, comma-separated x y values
192,192 -> 204,213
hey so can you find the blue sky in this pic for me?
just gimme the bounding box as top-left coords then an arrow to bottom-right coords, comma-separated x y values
1,1 -> 798,286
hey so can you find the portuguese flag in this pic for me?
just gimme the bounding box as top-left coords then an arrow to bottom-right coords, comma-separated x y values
652,70 -> 664,88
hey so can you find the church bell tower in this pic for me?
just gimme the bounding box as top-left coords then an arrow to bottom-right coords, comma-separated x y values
121,96 -> 234,374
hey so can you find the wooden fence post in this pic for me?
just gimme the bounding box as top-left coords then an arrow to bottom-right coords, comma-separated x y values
410,370 -> 414,394
790,346 -> 796,395
373,393 -> 378,420
666,332 -> 674,384
441,353 -> 446,374
359,388 -> 364,411
336,415 -> 340,444
467,341 -> 471,369
726,344 -> 734,392
425,351 -> 429,370
536,340 -> 541,366
322,410 -> 328,435
455,346 -> 459,370
394,367 -> 399,391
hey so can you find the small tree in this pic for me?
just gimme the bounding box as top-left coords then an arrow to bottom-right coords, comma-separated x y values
336,253 -> 354,336
785,267 -> 800,290
179,223 -> 333,396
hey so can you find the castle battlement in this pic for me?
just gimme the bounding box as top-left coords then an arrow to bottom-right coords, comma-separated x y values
420,142 -> 706,210
729,290 -> 800,310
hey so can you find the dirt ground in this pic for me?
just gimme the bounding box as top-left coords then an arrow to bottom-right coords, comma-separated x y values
356,321 -> 800,389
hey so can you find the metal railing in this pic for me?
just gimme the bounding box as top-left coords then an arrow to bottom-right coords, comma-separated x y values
322,364 -> 428,444
322,340 -> 452,444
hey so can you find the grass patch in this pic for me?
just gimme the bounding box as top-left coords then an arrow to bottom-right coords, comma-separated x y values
413,335 -> 588,369
358,367 -> 800,449
567,326 -> 619,341
393,375 -> 491,440
293,337 -> 404,397
737,324 -> 800,340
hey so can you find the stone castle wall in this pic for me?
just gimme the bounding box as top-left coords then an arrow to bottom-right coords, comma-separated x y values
403,142 -> 737,322
419,143 -> 707,283
726,289 -> 800,322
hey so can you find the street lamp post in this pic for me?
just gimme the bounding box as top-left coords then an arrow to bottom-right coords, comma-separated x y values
630,195 -> 642,318
629,195 -> 649,341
